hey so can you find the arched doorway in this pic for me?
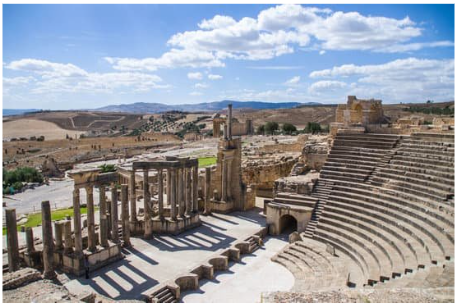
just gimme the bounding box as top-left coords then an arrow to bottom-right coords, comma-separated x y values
279,214 -> 298,233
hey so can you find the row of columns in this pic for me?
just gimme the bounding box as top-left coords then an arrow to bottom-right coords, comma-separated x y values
72,182 -> 131,256
138,164 -> 199,238
5,184 -> 133,277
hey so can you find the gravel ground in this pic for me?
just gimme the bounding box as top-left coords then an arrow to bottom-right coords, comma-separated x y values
262,287 -> 455,303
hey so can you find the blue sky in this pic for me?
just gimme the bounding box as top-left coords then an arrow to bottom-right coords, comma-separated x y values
3,4 -> 455,109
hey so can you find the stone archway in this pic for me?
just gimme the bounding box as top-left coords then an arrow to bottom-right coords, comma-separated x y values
279,214 -> 298,234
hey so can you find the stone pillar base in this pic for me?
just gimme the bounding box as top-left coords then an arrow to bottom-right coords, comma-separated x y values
60,242 -> 122,276
151,213 -> 201,235
210,199 -> 235,214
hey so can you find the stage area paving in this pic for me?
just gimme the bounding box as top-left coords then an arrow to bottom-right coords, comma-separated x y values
63,209 -> 277,301
181,234 -> 293,303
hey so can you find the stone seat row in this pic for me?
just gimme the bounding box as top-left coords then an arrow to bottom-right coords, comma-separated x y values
375,166 -> 454,190
332,140 -> 396,150
371,261 -> 454,290
395,150 -> 454,162
272,240 -> 349,291
385,163 -> 455,182
321,204 -> 420,272
372,169 -> 454,195
326,189 -> 454,259
329,181 -> 454,229
272,193 -> 318,208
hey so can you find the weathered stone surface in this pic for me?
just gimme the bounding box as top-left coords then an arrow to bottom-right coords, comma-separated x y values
3,268 -> 42,290
288,231 -> 302,244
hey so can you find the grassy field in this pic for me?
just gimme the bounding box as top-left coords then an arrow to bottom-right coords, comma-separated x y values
2,207 -> 90,235
198,156 -> 217,167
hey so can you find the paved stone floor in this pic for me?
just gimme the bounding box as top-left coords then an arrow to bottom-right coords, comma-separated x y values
181,234 -> 293,303
63,209 -> 271,301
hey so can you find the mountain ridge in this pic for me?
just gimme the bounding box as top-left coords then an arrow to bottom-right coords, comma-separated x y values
95,100 -> 321,113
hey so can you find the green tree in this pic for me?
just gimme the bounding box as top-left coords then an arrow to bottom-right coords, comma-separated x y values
282,123 -> 297,135
264,122 -> 279,135
304,122 -> 322,134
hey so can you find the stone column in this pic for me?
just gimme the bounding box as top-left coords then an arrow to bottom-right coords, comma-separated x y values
143,169 -> 152,239
111,185 -> 119,243
185,168 -> 191,215
54,221 -> 64,251
63,220 -> 73,254
205,167 -> 212,214
25,227 -> 35,254
193,166 -> 199,212
130,171 -> 137,222
178,168 -> 185,217
99,185 -> 108,247
223,124 -> 228,140
227,104 -> 232,140
226,158 -> 232,200
73,188 -> 83,257
5,208 -> 19,272
86,186 -> 96,252
167,169 -> 171,206
158,169 -> 164,219
41,201 -> 56,279
221,159 -> 227,202
170,168 -> 177,220
121,184 -> 131,247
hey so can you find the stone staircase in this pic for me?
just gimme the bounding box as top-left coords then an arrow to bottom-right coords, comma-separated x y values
304,180 -> 334,238
149,286 -> 178,303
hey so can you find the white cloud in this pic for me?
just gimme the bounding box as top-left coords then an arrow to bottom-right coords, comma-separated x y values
319,50 -> 326,55
5,59 -> 168,94
199,15 -> 237,30
189,91 -> 203,96
105,49 -> 224,71
187,72 -> 203,80
284,76 -> 301,86
6,58 -> 87,78
309,80 -> 347,94
3,76 -> 34,85
103,4 -> 452,72
208,74 -> 223,80
194,83 -> 209,89
309,57 -> 454,102
375,40 -> 454,53
247,65 -> 304,70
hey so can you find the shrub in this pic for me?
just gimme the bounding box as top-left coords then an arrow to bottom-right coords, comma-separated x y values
304,122 -> 322,134
3,167 -> 43,191
99,164 -> 117,173
264,122 -> 279,135
282,123 -> 297,135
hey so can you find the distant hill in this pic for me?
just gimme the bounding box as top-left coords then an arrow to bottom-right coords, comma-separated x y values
96,100 -> 321,113
3,109 -> 41,116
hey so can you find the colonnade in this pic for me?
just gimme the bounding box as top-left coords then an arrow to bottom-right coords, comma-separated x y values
133,157 -> 199,238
